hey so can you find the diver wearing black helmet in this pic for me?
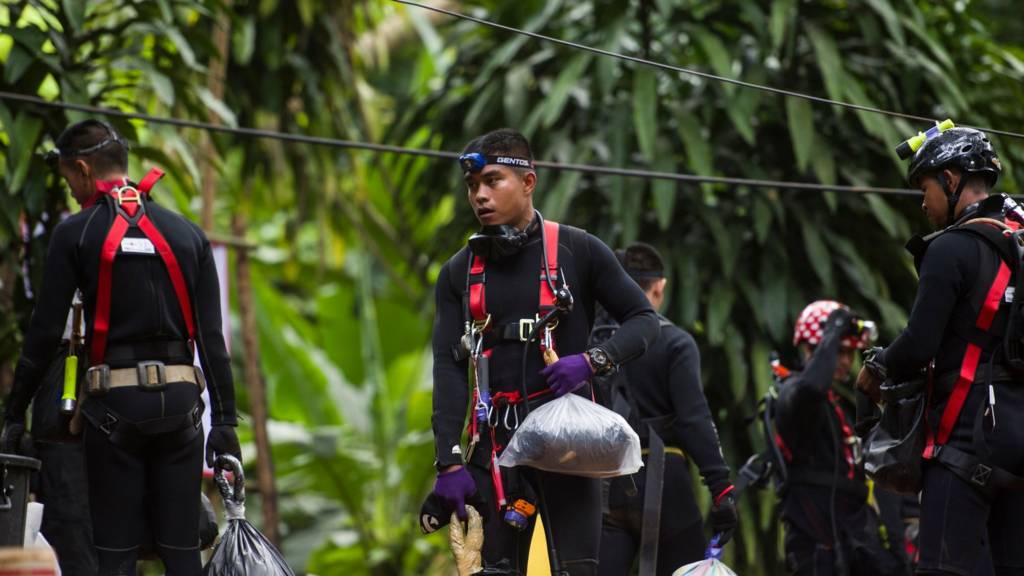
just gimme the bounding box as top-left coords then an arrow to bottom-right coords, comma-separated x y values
858,124 -> 1024,576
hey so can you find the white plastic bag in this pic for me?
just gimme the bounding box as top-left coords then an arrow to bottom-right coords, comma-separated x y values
498,393 -> 642,478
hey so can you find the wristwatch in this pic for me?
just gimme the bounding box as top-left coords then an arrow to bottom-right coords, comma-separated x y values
586,347 -> 615,376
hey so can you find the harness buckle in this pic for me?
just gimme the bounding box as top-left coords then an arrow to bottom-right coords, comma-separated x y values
114,184 -> 142,205
972,463 -> 993,487
85,365 -> 111,396
136,361 -> 167,391
518,318 -> 535,342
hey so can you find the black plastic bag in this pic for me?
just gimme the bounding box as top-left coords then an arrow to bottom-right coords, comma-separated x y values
203,455 -> 294,576
864,377 -> 928,494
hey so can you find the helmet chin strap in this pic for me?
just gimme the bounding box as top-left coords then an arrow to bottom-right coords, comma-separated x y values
941,172 -> 969,227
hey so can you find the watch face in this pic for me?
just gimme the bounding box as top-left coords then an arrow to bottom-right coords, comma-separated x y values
590,348 -> 608,366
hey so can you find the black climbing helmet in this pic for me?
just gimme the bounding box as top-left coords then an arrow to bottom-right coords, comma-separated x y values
907,127 -> 1001,189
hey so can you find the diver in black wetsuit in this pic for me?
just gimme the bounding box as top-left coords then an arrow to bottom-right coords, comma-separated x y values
858,127 -> 1024,576
776,301 -> 908,576
0,120 -> 240,576
595,243 -> 737,576
427,129 -> 659,575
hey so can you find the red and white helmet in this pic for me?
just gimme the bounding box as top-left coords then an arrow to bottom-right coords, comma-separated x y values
793,300 -> 871,350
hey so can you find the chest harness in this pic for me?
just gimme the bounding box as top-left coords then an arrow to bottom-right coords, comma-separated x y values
79,168 -> 205,449
919,216 -> 1024,494
458,217 -> 572,517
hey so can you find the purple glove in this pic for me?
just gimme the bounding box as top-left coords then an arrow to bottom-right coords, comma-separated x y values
433,467 -> 476,521
540,353 -> 594,397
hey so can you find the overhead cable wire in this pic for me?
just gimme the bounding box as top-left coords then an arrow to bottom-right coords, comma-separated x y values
393,0 -> 1024,142
0,90 -> 917,197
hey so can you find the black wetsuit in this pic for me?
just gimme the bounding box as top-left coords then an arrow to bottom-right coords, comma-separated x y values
595,314 -> 731,575
877,196 -> 1024,576
432,219 -> 659,575
5,188 -> 237,576
775,314 -> 908,576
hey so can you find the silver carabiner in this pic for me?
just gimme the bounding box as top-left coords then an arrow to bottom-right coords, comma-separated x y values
503,403 -> 520,431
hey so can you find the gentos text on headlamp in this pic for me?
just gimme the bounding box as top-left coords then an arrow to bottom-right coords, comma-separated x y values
458,153 -> 534,174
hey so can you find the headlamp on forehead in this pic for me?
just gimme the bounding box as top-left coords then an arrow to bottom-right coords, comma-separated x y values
895,118 -> 955,160
458,152 -> 534,174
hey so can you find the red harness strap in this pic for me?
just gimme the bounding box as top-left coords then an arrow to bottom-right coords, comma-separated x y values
924,258 -> 1011,456
827,390 -> 857,480
89,168 -> 195,366
467,220 -> 561,327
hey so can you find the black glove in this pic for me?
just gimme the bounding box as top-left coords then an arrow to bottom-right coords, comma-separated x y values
205,425 -> 241,468
709,485 -> 739,545
825,308 -> 857,338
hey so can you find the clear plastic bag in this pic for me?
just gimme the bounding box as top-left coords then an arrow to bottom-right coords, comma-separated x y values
203,455 -> 295,576
672,537 -> 738,576
497,393 -> 642,478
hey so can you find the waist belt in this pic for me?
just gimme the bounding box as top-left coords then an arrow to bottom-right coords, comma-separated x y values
86,362 -> 205,396
104,341 -> 192,365
931,444 -> 1024,497
81,397 -> 204,452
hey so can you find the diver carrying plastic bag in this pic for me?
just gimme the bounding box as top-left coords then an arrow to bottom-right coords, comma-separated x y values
498,393 -> 642,478
204,455 -> 295,576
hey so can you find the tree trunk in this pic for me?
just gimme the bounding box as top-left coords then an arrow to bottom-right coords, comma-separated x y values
233,212 -> 281,547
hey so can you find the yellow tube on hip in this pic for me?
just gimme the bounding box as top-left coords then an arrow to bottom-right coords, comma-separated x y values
61,354 -> 78,414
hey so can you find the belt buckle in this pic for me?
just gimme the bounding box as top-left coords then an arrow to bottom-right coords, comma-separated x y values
85,365 -> 111,396
518,318 -> 535,342
137,361 -> 167,391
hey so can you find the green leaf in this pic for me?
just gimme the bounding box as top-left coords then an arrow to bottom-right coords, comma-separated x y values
724,326 -> 748,402
233,16 -> 256,66
6,113 -> 43,193
3,44 -> 34,85
633,68 -> 658,161
706,282 -> 735,346
799,215 -> 834,293
753,196 -> 772,244
693,28 -> 732,85
541,53 -> 591,127
864,193 -> 908,239
807,24 -> 845,102
62,0 -> 86,32
650,155 -> 676,231
750,338 -> 772,397
542,167 -> 584,222
196,87 -> 238,126
865,0 -> 905,47
786,97 -> 814,172
770,0 -> 795,53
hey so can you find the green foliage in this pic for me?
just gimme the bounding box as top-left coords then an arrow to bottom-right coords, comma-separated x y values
3,1 -> 1024,574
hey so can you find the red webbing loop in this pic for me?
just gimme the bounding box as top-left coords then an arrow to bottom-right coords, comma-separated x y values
136,168 -> 164,193
538,221 -> 560,311
469,255 -> 487,321
926,259 -> 1011,451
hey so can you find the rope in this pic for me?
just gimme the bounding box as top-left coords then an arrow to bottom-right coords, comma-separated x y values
0,90 -> 916,196
394,0 -> 1024,142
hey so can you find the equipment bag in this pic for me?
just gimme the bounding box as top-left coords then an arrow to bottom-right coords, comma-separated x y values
498,393 -> 641,478
203,456 -> 294,576
863,376 -> 929,494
